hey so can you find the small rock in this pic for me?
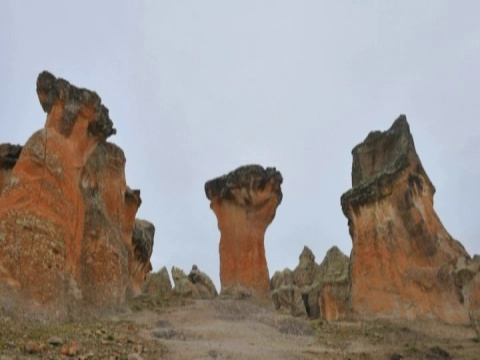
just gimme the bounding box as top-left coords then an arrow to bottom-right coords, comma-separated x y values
48,336 -> 64,346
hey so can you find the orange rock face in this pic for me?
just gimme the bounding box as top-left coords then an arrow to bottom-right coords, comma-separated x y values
205,165 -> 283,296
341,116 -> 471,323
0,71 -> 154,316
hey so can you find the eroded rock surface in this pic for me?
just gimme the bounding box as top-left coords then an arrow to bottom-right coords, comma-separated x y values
205,165 -> 283,296
340,115 -> 472,324
271,246 -> 349,321
0,71 -> 154,317
171,265 -> 218,299
143,266 -> 173,297
0,144 -> 22,194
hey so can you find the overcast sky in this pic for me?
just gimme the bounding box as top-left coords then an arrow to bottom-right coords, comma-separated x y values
1,1 -> 479,289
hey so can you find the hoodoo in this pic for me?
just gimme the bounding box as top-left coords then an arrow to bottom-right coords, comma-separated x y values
205,165 -> 283,296
341,115 -> 474,323
0,72 -> 154,317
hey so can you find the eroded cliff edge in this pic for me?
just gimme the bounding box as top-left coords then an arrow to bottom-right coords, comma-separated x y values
0,71 -> 154,318
341,115 -> 479,325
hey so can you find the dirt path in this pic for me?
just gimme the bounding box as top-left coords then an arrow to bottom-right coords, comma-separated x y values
1,297 -> 479,359
122,298 -> 480,359
126,298 -> 320,360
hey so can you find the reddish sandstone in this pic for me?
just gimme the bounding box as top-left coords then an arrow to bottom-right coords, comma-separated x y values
0,71 -> 153,316
341,116 -> 470,323
205,165 -> 283,296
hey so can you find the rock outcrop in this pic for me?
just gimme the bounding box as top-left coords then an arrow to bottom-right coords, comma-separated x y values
340,115 -> 474,324
270,268 -> 307,317
188,265 -> 218,299
271,246 -> 349,321
0,71 -> 154,317
143,267 -> 173,297
171,265 -> 218,299
205,165 -> 283,296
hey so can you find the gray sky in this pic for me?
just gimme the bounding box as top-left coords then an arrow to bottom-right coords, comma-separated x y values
1,1 -> 479,289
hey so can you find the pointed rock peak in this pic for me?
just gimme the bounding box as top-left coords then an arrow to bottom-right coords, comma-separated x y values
341,115 -> 434,216
324,246 -> 348,260
299,246 -> 315,263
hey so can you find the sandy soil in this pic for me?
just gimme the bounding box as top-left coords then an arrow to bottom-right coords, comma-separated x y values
1,296 -> 479,359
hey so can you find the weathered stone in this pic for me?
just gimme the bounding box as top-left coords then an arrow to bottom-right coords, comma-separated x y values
298,246 -> 350,320
270,269 -> 307,317
205,164 -> 283,296
143,267 -> 172,297
188,265 -> 218,299
0,71 -> 154,317
171,267 -> 199,298
293,246 -> 318,289
0,144 -> 22,194
130,219 -> 155,295
341,115 -> 470,323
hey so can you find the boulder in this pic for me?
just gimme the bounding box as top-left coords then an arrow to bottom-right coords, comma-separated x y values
341,115 -> 471,323
205,165 -> 283,296
0,71 -> 154,317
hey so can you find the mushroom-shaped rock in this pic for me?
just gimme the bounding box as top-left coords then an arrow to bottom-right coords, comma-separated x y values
341,115 -> 470,323
205,165 -> 283,296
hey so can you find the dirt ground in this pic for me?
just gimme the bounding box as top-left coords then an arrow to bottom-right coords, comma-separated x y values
1,295 -> 479,359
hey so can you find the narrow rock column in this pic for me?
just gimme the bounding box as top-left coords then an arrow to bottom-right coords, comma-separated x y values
205,165 -> 282,296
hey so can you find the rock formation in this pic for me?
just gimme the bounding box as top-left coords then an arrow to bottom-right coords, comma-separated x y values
205,165 -> 283,296
271,246 -> 349,321
270,268 -> 307,317
0,71 -> 154,317
340,115 -> 475,324
130,219 -> 155,294
188,265 -> 218,299
171,265 -> 218,299
143,267 -> 173,297
0,144 -> 22,194
315,246 -> 349,321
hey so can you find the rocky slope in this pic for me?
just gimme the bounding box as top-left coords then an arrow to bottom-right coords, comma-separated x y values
0,71 -> 154,318
341,115 -> 479,324
205,165 -> 283,296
